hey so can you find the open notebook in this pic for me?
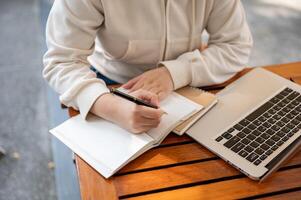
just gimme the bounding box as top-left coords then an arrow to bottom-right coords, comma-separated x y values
50,92 -> 202,178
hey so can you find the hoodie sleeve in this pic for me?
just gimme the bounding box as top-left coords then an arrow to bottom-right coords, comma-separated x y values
160,0 -> 253,89
43,0 -> 110,119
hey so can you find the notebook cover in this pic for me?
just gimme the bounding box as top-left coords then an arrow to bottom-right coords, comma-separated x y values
173,87 -> 218,135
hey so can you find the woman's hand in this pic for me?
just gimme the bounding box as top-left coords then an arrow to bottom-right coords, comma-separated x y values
122,67 -> 174,101
91,89 -> 164,134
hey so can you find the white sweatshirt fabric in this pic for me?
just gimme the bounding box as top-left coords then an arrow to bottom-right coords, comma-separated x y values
43,0 -> 253,119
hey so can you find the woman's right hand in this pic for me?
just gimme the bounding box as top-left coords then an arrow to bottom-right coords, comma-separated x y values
91,89 -> 165,134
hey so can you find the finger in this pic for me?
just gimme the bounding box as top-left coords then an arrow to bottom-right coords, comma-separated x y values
122,75 -> 141,89
129,80 -> 144,92
139,106 -> 164,119
139,116 -> 161,126
157,91 -> 167,101
133,90 -> 159,107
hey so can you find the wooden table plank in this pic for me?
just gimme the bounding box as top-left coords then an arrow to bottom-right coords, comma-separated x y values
76,156 -> 118,200
125,167 -> 301,200
259,190 -> 301,200
115,150 -> 301,197
159,133 -> 193,145
118,143 -> 215,174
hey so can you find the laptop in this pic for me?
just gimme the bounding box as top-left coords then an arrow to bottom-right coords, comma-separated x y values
187,68 -> 301,181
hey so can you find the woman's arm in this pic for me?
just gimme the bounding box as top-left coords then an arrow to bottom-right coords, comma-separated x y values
43,0 -> 109,119
124,0 -> 253,93
43,0 -> 163,133
161,0 -> 253,89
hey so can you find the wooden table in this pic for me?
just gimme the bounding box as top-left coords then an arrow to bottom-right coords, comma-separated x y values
69,62 -> 301,200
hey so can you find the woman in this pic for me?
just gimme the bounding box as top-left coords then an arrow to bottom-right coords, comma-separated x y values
43,0 -> 253,133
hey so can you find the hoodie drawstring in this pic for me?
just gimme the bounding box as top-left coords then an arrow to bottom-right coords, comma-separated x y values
189,0 -> 196,51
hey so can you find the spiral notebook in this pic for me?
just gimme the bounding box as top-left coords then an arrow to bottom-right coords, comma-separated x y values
173,87 -> 218,135
50,91 -> 203,178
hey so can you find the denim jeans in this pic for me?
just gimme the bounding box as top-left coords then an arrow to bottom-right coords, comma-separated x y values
90,66 -> 119,85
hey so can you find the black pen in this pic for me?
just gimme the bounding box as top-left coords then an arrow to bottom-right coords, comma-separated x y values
110,88 -> 159,109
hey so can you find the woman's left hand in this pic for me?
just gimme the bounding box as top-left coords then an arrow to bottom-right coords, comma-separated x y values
122,67 -> 174,101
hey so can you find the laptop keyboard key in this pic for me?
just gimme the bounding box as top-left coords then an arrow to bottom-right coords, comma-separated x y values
286,113 -> 295,119
273,114 -> 282,121
228,128 -> 235,133
242,128 -> 252,134
255,137 -> 265,144
224,136 -> 240,148
260,143 -> 270,151
276,131 -> 285,137
234,124 -> 244,131
276,121 -> 285,127
261,133 -> 270,140
222,132 -> 233,139
286,123 -> 295,130
287,103 -> 296,110
282,136 -> 289,142
246,152 -> 259,162
215,136 -> 223,142
237,132 -> 246,139
277,141 -> 284,146
241,138 -> 251,145
281,127 -> 290,133
252,130 -> 261,136
253,120 -> 262,126
258,126 -> 267,132
276,94 -> 285,99
292,100 -> 300,106
292,128 -> 300,134
263,122 -> 271,128
271,145 -> 279,151
258,116 -> 267,122
268,109 -> 277,115
238,150 -> 248,158
239,119 -> 250,127
268,118 -> 277,124
266,139 -> 275,146
254,159 -> 262,166
271,135 -> 281,142
250,141 -> 260,148
266,129 -> 275,136
255,148 -> 264,155
273,105 -> 282,111
266,149 -> 273,155
270,97 -> 280,104
245,145 -> 254,153
278,101 -> 286,108
260,154 -> 268,161
231,142 -> 245,153
247,123 -> 257,130
281,117 -> 290,123
271,125 -> 281,132
291,119 -> 300,126
247,134 -> 256,140
287,91 -> 300,100
263,112 -> 273,118
246,101 -> 273,122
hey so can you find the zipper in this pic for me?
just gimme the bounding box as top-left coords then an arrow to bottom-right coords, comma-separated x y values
161,0 -> 168,61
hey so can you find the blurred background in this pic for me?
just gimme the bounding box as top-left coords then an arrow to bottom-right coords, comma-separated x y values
0,0 -> 300,200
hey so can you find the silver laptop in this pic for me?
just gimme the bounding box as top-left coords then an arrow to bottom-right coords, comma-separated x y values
187,68 -> 301,181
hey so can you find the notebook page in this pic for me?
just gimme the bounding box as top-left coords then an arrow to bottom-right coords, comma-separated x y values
147,92 -> 202,142
50,114 -> 153,178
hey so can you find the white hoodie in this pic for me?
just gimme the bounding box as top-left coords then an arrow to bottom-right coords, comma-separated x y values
43,0 -> 253,119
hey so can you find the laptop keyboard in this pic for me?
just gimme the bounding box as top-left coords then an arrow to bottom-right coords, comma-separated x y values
215,87 -> 301,166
